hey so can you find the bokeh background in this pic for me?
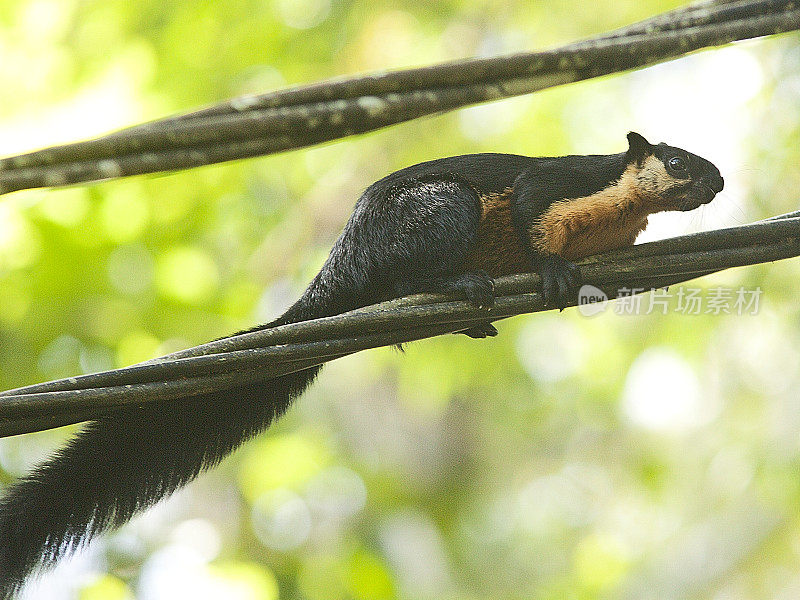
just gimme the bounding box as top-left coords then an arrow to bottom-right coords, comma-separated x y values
0,1 -> 799,599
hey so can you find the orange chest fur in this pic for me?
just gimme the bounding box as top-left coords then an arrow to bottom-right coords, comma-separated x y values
464,184 -> 650,276
532,193 -> 649,260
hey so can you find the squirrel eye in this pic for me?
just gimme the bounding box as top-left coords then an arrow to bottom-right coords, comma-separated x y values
668,156 -> 687,171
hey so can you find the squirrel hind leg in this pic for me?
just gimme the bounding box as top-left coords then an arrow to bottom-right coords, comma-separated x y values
395,270 -> 496,309
456,322 -> 498,338
395,271 -> 498,340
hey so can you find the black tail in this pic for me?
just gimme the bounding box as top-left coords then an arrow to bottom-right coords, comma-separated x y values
0,290 -> 332,598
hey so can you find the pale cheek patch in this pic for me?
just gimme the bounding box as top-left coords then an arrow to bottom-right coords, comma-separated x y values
637,156 -> 685,197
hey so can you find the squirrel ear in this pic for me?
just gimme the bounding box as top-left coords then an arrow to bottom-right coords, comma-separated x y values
626,131 -> 653,165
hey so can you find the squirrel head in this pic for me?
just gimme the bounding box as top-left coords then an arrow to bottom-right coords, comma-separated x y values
625,131 -> 724,212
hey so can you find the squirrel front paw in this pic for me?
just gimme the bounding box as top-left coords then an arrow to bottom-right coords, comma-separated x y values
538,254 -> 582,310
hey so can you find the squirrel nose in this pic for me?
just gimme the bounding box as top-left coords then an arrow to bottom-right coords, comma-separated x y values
705,174 -> 724,193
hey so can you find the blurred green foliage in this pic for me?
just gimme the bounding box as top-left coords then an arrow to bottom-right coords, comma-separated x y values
1,1 -> 799,599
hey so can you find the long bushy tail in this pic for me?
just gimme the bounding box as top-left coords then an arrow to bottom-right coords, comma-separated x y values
0,293 -> 330,598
